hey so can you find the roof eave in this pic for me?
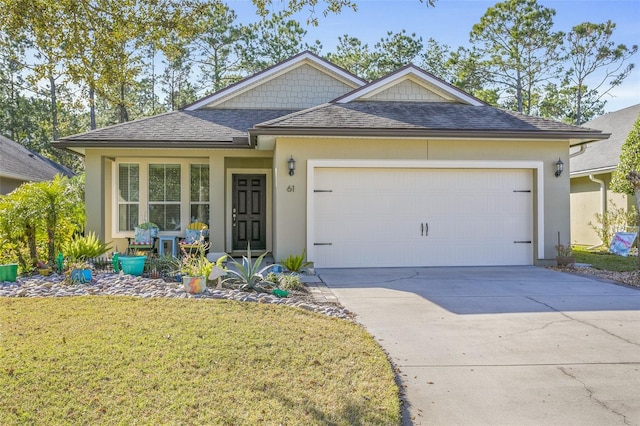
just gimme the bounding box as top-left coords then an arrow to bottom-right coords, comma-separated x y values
0,171 -> 49,182
249,127 -> 609,141
570,166 -> 616,178
53,140 -> 252,150
569,132 -> 611,147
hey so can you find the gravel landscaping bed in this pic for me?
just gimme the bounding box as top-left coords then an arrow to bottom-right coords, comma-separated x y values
0,272 -> 353,319
553,265 -> 640,289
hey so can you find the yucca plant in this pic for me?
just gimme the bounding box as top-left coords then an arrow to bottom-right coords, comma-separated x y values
225,243 -> 275,292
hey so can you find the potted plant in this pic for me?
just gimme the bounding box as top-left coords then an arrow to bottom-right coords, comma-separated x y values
67,261 -> 92,283
137,221 -> 159,238
177,242 -> 213,294
61,232 -> 112,283
119,254 -> 147,276
36,260 -> 51,276
555,243 -> 575,268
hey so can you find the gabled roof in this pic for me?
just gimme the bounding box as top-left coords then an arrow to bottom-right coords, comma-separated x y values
570,104 -> 640,176
56,52 -> 609,151
333,64 -> 486,106
183,51 -> 366,111
56,109 -> 298,150
0,135 -> 73,182
252,101 -> 608,143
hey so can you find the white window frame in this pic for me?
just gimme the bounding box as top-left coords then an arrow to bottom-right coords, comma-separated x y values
148,163 -> 182,233
116,163 -> 140,233
189,163 -> 210,224
113,158 -> 210,238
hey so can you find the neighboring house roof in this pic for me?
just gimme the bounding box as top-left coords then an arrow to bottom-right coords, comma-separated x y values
0,135 -> 73,182
251,101 -> 607,142
59,109 -> 298,149
570,104 -> 640,176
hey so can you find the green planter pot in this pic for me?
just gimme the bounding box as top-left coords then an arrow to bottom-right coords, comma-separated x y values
120,256 -> 147,276
0,263 -> 18,282
183,276 -> 206,294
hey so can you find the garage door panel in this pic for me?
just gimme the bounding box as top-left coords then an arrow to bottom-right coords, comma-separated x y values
312,168 -> 533,268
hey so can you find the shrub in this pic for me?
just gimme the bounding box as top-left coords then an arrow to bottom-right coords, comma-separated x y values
263,272 -> 304,291
147,255 -> 180,277
280,249 -> 312,272
278,273 -> 304,291
0,174 -> 85,270
588,201 -> 638,247
61,232 -> 111,261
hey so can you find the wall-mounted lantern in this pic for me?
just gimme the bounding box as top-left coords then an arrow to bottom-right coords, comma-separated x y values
555,158 -> 564,178
288,156 -> 296,176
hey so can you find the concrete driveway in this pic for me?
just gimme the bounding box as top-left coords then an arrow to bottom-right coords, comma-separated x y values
317,266 -> 640,426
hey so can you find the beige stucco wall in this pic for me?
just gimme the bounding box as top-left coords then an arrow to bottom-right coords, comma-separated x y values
271,137 -> 569,264
84,137 -> 571,265
570,173 -> 634,247
83,148 -> 273,255
212,64 -> 357,109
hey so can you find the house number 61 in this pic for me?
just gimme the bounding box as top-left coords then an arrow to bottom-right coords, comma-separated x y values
287,185 -> 295,192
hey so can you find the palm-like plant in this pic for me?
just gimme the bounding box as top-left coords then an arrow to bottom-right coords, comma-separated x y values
279,249 -> 312,272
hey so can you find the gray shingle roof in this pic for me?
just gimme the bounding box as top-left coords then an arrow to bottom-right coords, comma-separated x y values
57,109 -> 299,148
254,102 -> 606,139
56,102 -> 608,150
0,135 -> 73,182
570,104 -> 640,175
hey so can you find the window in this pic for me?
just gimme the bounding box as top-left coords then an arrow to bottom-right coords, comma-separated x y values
115,160 -> 211,235
118,163 -> 139,231
149,164 -> 181,231
190,164 -> 210,224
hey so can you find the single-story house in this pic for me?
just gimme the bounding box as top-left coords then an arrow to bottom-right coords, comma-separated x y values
0,134 -> 74,194
55,51 -> 607,268
570,104 -> 640,247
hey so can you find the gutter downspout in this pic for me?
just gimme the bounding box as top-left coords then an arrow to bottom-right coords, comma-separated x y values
570,144 -> 587,158
589,174 -> 606,248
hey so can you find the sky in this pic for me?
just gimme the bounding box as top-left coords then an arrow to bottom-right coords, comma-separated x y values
228,0 -> 640,114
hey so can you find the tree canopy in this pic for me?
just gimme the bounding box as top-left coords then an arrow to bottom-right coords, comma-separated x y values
0,0 -> 635,174
611,114 -> 640,197
610,113 -> 640,268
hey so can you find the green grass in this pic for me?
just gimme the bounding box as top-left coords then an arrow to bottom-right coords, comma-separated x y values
0,297 -> 400,425
572,246 -> 639,272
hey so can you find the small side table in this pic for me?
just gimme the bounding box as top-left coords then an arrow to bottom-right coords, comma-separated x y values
158,236 -> 178,257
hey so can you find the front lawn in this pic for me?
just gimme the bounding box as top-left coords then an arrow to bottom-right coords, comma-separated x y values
0,297 -> 400,425
572,246 -> 638,272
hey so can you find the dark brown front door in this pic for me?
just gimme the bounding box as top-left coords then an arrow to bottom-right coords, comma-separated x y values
232,174 -> 266,251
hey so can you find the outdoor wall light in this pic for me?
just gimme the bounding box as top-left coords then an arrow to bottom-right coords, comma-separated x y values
288,155 -> 296,176
555,158 -> 564,177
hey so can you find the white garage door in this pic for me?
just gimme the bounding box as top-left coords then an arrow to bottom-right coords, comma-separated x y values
311,168 -> 533,268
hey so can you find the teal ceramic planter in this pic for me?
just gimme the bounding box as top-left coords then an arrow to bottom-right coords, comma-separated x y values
70,269 -> 92,283
120,256 -> 147,276
0,263 -> 18,282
